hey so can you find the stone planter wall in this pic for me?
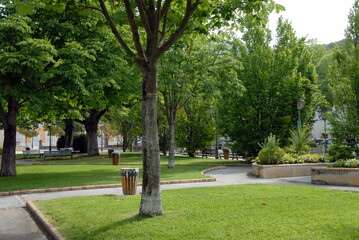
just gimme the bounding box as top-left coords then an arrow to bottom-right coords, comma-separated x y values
252,163 -> 328,178
312,167 -> 359,187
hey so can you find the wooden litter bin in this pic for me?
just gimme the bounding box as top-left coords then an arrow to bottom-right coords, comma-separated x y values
111,152 -> 120,165
120,168 -> 139,195
223,149 -> 230,159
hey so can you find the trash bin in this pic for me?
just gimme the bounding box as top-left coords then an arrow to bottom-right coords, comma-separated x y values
111,152 -> 120,165
108,149 -> 114,158
223,149 -> 229,159
120,168 -> 139,195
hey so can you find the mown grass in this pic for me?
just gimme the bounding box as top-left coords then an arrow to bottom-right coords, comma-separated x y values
0,165 -> 214,192
34,184 -> 359,240
35,154 -> 243,165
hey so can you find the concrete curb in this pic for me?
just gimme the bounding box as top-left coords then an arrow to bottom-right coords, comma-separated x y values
0,166 -> 225,196
26,201 -> 65,240
0,178 -> 216,196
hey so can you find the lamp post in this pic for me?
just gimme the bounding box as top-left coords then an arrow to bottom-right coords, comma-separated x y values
48,123 -> 52,151
100,123 -> 103,152
297,98 -> 305,128
209,106 -> 219,159
317,107 -> 328,153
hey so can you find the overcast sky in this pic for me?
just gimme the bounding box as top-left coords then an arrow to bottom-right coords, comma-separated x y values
268,0 -> 355,44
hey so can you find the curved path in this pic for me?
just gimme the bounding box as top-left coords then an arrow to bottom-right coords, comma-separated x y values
1,166 -> 359,240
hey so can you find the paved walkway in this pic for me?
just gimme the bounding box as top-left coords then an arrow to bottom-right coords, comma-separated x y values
1,166 -> 359,240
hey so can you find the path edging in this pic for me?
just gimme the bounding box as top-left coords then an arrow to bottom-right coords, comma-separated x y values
27,201 -> 65,240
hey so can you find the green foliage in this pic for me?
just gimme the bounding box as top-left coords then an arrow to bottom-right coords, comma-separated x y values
219,17 -> 319,157
256,134 -> 285,164
73,134 -> 87,153
345,159 -> 359,168
56,136 -> 66,150
287,127 -> 311,154
328,1 -> 359,157
175,102 -> 214,157
327,143 -> 355,161
328,160 -> 346,168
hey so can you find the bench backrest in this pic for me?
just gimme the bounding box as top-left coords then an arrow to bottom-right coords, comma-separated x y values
23,150 -> 41,154
44,149 -> 72,156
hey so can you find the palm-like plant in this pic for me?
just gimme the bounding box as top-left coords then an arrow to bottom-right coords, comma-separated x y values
288,128 -> 311,154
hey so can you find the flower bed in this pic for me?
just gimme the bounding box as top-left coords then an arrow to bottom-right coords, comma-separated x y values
312,167 -> 359,187
252,162 -> 328,178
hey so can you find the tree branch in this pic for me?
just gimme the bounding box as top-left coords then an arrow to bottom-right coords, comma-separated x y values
79,4 -> 103,13
123,0 -> 145,59
135,0 -> 152,35
158,0 -> 200,56
97,0 -> 137,59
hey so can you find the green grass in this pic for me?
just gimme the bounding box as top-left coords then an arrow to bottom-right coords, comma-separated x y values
38,154 -> 243,165
34,184 -> 359,239
0,165 -> 213,192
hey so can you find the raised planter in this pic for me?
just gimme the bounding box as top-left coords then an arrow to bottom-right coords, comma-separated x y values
312,167 -> 359,187
252,163 -> 328,178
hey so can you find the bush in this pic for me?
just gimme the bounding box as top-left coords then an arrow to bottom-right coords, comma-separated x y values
327,143 -> 354,161
73,134 -> 87,153
328,160 -> 346,168
257,134 -> 285,165
345,159 -> 359,168
56,136 -> 66,150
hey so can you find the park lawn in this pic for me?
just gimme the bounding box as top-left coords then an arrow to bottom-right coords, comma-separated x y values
38,154 -> 244,165
34,184 -> 359,240
0,165 -> 214,192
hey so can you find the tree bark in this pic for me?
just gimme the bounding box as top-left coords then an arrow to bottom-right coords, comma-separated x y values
85,122 -> 99,156
139,62 -> 163,216
0,98 -> 20,177
77,109 -> 107,157
167,111 -> 177,168
64,119 -> 74,148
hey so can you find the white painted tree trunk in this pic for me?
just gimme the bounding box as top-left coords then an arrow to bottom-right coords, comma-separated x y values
139,63 -> 163,216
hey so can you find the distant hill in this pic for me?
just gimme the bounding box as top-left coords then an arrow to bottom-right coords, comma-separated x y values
326,39 -> 346,49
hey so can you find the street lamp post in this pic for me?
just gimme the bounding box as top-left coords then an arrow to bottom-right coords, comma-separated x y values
297,98 -> 305,128
48,123 -> 52,151
317,107 -> 328,153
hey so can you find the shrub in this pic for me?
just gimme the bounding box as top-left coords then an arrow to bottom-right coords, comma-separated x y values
327,143 -> 354,161
56,136 -> 66,150
328,160 -> 346,168
345,159 -> 359,168
257,134 -> 285,165
73,134 -> 87,153
286,128 -> 311,155
279,153 -> 296,164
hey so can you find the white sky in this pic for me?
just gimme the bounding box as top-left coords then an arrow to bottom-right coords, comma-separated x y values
269,0 -> 355,44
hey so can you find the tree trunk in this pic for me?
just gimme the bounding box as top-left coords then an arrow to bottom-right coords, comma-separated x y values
139,62 -> 163,216
64,119 -> 74,148
0,100 -> 20,177
167,111 -> 177,168
85,120 -> 99,156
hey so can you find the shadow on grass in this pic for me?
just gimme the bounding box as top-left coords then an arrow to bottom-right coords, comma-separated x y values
89,214 -> 151,238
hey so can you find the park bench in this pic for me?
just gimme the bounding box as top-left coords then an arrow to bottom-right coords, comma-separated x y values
201,149 -> 215,158
44,149 -> 73,159
23,149 -> 43,159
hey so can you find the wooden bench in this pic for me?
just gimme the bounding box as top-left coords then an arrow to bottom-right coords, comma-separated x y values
44,149 -> 73,159
201,149 -> 215,158
23,149 -> 43,159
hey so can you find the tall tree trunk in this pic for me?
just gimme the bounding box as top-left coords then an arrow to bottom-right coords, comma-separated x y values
139,62 -> 163,216
85,120 -> 99,156
167,111 -> 177,168
0,99 -> 20,177
64,119 -> 74,148
77,109 -> 107,157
